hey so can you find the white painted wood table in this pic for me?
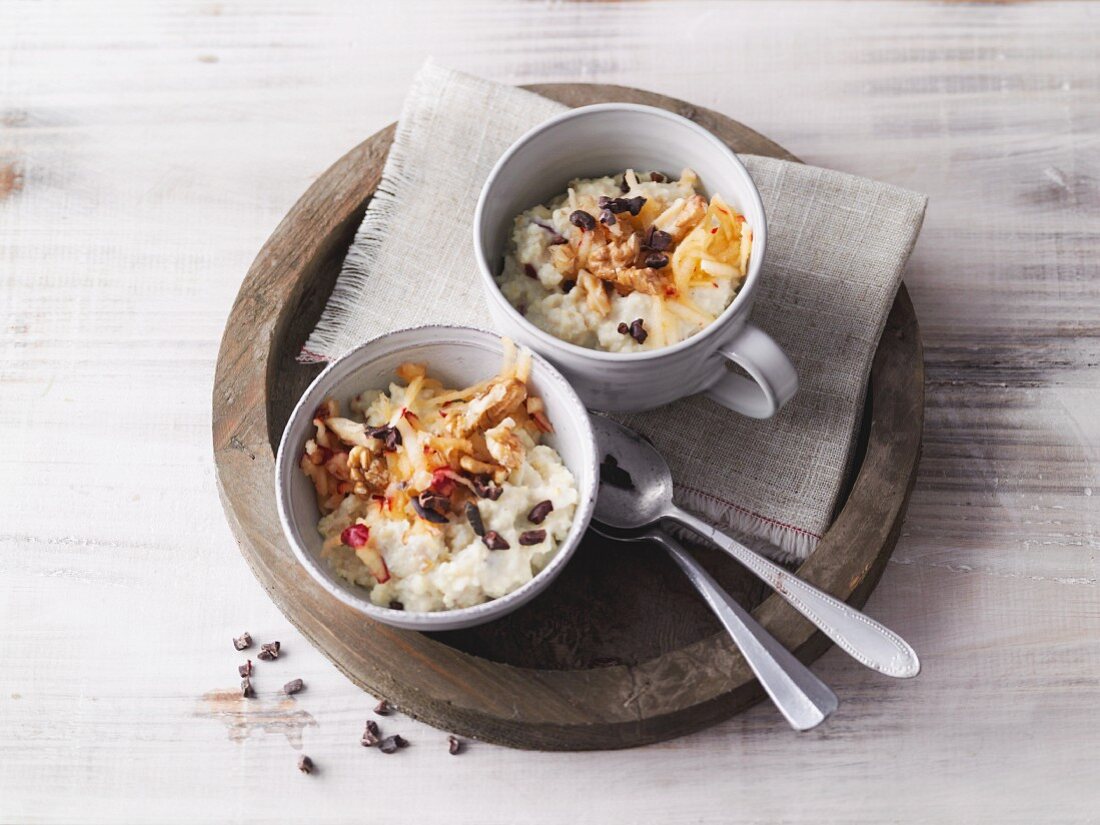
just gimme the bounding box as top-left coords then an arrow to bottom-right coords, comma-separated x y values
2,1 -> 1098,822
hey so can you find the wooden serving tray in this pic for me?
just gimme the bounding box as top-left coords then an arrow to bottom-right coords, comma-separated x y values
212,84 -> 923,750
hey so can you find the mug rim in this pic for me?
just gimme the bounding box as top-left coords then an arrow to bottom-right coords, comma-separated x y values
473,102 -> 768,363
274,324 -> 599,630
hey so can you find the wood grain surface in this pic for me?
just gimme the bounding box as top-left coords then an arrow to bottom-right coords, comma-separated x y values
212,82 -> 921,750
2,0 -> 1098,822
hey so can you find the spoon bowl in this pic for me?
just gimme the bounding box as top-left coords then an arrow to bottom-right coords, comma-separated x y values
590,414 -> 675,529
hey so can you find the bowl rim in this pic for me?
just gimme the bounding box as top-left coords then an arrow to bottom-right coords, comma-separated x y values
472,102 -> 768,363
274,324 -> 599,629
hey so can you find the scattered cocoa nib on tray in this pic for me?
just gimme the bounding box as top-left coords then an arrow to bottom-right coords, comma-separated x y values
374,699 -> 393,716
283,678 -> 304,696
233,632 -> 252,651
238,660 -> 253,678
297,755 -> 314,774
257,641 -> 280,661
241,677 -> 254,699
448,735 -> 463,755
378,734 -> 408,754
361,719 -> 381,747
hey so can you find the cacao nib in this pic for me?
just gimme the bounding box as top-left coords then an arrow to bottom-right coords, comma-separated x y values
388,600 -> 404,611
642,226 -> 672,251
233,632 -> 252,651
599,209 -> 616,226
378,735 -> 407,754
238,660 -> 253,678
644,252 -> 669,269
569,210 -> 597,231
368,424 -> 401,452
412,492 -> 449,523
524,263 -> 537,279
283,678 -> 304,696
472,475 -> 503,500
448,735 -> 463,755
297,755 -> 314,774
362,719 -> 381,747
257,641 -> 280,661
241,677 -> 254,699
374,699 -> 393,716
465,501 -> 485,536
482,531 -> 510,551
598,196 -> 646,216
628,318 -> 648,344
519,530 -> 546,546
527,500 -> 554,524
650,171 -> 666,182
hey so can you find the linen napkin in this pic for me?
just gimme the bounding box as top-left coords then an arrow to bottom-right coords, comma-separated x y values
301,61 -> 926,562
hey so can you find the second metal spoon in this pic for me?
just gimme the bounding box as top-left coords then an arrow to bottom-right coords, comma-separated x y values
590,413 -> 921,679
592,522 -> 837,731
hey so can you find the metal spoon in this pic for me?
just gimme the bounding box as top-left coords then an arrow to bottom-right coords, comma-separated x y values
591,414 -> 920,678
591,521 -> 838,731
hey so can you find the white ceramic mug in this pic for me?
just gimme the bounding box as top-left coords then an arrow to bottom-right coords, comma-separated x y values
473,103 -> 798,417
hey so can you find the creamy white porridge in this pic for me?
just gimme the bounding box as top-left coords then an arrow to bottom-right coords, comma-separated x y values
498,169 -> 752,352
299,344 -> 578,612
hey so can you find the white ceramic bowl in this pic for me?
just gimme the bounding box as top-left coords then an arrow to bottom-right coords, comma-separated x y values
474,103 -> 798,417
275,326 -> 598,631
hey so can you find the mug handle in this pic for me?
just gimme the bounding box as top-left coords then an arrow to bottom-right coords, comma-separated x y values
705,324 -> 799,418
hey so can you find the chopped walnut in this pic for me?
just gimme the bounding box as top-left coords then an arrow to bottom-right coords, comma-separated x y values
348,445 -> 388,495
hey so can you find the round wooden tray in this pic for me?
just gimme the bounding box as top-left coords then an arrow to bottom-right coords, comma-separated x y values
212,83 -> 923,750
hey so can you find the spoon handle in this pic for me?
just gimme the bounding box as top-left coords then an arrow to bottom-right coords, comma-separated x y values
654,531 -> 837,731
668,507 -> 921,678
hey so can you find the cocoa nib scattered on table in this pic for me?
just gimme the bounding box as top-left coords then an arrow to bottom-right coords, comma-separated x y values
233,632 -> 252,651
297,755 -> 314,774
448,735 -> 463,755
568,210 -> 597,231
374,699 -> 393,716
361,719 -> 382,747
238,659 -> 253,678
526,499 -> 553,524
283,678 -> 304,696
257,641 -> 281,661
241,677 -> 254,699
482,530 -> 510,551
378,734 -> 408,754
519,529 -> 546,546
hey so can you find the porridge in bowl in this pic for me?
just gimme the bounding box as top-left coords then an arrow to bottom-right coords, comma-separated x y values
498,169 -> 752,352
299,342 -> 578,613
